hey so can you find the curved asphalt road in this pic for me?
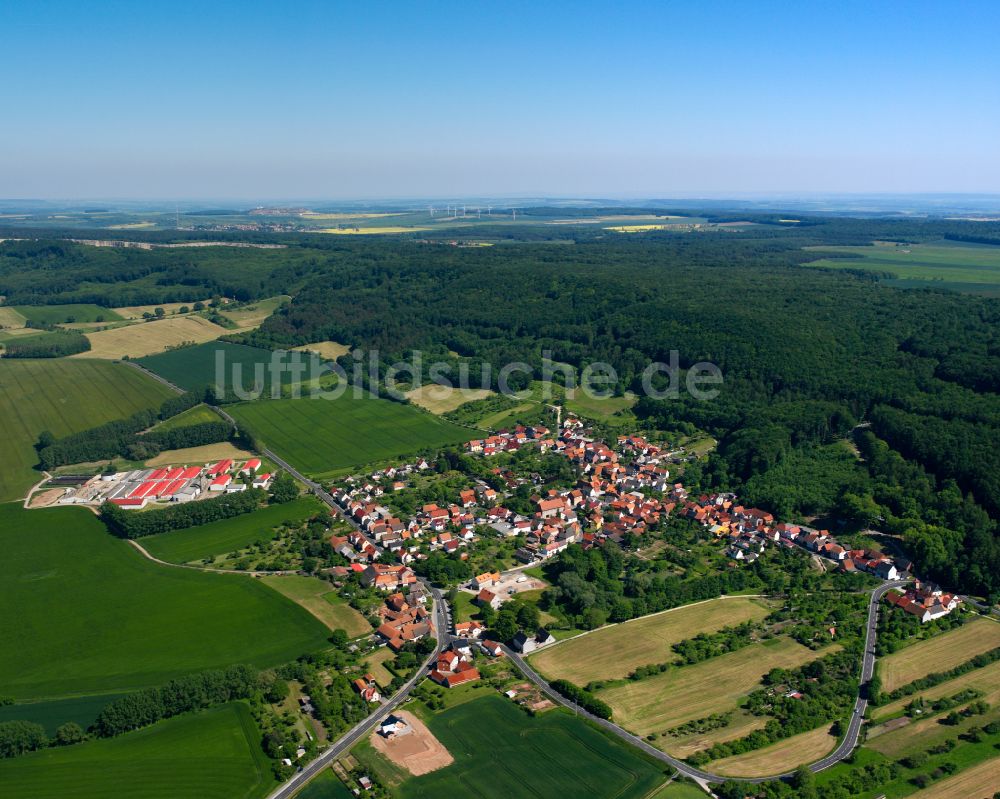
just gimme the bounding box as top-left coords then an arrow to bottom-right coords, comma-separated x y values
266,579 -> 904,796
124,363 -> 910,789
504,579 -> 907,786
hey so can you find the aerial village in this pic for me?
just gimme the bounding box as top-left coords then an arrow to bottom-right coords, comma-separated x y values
325,412 -> 960,680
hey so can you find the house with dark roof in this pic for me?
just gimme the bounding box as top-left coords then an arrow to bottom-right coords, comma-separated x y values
511,627 -> 556,653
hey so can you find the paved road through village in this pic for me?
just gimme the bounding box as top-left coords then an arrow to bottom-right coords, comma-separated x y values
504,579 -> 907,787
266,579 -> 903,796
123,363 -> 914,792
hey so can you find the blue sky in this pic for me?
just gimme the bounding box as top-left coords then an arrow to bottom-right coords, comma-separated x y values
2,0 -> 998,199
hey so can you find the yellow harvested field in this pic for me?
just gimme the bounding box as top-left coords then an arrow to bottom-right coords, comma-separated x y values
219,295 -> 290,331
405,385 -> 494,414
914,755 -> 1000,799
301,212 -> 402,220
869,674 -> 1000,758
75,315 -> 228,359
316,226 -> 430,235
598,638 -> 835,741
710,726 -> 838,777
878,618 -> 1000,693
107,221 -> 156,229
113,301 -> 209,319
876,658 -> 1000,719
666,712 -> 768,759
0,327 -> 40,338
0,307 -> 28,328
145,442 -> 254,467
291,341 -> 352,360
549,214 -> 684,225
529,596 -> 773,685
364,648 -> 397,686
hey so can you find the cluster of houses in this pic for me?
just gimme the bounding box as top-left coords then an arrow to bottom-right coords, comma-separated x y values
375,588 -> 432,651
465,424 -> 554,455
885,581 -> 962,623
678,492 -> 916,579
429,647 -> 481,688
483,431 -> 679,562
329,460 -> 498,565
331,473 -> 516,567
88,458 -> 271,510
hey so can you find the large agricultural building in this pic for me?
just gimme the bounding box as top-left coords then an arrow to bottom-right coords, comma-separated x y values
53,459 -> 271,510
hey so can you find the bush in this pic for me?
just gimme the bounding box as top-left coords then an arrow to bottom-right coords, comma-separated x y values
0,720 -> 47,758
549,679 -> 613,720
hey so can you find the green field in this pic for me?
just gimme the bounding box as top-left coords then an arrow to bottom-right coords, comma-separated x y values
0,503 -> 329,699
564,391 -> 637,421
0,358 -> 173,501
151,403 -> 222,431
137,341 -> 326,393
0,702 -> 275,799
140,497 -> 324,564
228,395 -> 477,478
371,694 -> 667,798
0,692 -> 126,736
10,304 -> 124,325
804,240 -> 1000,295
294,769 -> 355,799
260,575 -> 372,637
649,782 -> 709,799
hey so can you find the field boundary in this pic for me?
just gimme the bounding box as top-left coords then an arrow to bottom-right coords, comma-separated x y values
127,538 -> 300,576
527,594 -> 770,657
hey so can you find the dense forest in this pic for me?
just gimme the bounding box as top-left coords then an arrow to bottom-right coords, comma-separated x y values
238,221 -> 1000,599
4,216 -> 1000,598
0,239 -> 324,306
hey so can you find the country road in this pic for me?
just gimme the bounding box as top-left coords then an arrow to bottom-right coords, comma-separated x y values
503,579 -> 907,788
121,360 -> 909,792
264,582 -> 450,799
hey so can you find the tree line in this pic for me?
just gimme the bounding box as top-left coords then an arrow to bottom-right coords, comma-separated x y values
1,330 -> 90,358
101,488 -> 266,539
36,391 -> 232,469
0,665 -> 260,759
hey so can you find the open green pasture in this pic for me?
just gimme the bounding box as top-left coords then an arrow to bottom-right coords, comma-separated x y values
228,395 -> 477,478
803,240 -> 1000,294
0,358 -> 173,501
0,702 -> 275,799
0,502 -> 329,700
140,496 -> 324,564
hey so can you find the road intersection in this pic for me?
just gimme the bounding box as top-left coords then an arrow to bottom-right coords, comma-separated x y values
267,579 -> 905,796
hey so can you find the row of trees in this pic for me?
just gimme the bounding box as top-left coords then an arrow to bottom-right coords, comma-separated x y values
95,665 -> 259,736
690,649 -> 859,765
101,488 -> 266,539
0,666 -> 260,759
1,330 -> 90,358
548,679 -> 613,720
35,390 -> 216,469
